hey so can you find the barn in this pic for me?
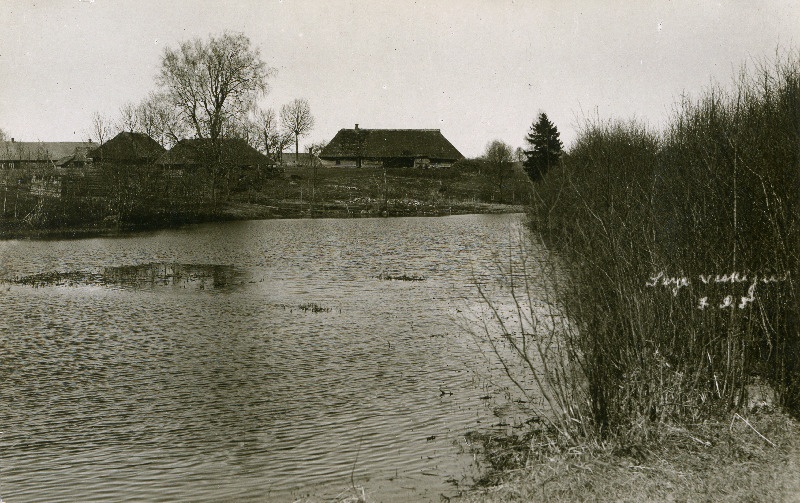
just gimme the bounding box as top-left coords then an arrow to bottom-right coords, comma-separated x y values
156,138 -> 270,169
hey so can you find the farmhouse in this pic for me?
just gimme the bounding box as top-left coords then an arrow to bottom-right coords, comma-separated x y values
319,125 -> 464,168
89,131 -> 165,164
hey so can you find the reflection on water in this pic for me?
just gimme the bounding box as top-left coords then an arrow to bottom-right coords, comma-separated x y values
11,263 -> 244,290
0,214 -> 537,502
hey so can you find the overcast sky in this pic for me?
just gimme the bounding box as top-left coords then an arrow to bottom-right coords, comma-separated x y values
0,0 -> 797,157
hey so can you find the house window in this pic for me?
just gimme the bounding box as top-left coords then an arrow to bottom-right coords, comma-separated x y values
336,160 -> 340,165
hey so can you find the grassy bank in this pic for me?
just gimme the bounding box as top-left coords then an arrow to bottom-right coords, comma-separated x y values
463,410 -> 800,502
229,161 -> 530,216
463,51 -> 799,500
0,160 -> 530,239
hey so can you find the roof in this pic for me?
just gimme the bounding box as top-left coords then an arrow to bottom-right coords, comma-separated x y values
55,148 -> 94,167
0,141 -> 95,162
319,128 -> 463,161
156,138 -> 271,167
89,132 -> 165,163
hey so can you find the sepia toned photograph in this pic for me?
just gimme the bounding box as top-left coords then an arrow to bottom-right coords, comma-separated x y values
0,1 -> 798,501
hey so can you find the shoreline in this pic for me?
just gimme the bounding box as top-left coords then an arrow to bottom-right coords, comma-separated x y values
0,201 -> 526,240
459,409 -> 800,502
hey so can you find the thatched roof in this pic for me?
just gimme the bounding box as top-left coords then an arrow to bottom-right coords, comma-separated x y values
0,141 -> 94,162
156,138 -> 270,167
319,128 -> 463,161
89,132 -> 165,163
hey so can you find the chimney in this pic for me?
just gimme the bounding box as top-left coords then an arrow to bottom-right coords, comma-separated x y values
354,124 -> 359,131
11,138 -> 14,143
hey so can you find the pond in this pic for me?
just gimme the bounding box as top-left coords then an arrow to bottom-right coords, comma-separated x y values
0,213 -> 537,502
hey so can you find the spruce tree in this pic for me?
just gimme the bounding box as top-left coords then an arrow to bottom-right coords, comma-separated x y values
523,113 -> 563,181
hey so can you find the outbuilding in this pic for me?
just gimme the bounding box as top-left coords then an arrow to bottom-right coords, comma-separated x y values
89,131 -> 165,164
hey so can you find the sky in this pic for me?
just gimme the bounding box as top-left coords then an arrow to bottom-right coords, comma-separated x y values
0,0 -> 797,158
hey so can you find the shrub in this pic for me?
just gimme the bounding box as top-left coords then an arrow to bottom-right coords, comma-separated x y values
519,51 -> 799,438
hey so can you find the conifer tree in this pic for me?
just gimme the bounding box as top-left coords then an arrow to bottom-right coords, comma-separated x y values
523,113 -> 563,181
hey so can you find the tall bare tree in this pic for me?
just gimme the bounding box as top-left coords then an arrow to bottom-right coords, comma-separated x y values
157,32 -> 273,210
157,32 -> 274,144
280,98 -> 315,163
0,128 -> 7,142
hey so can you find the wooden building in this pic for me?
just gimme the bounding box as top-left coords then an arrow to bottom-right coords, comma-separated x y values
89,131 -> 166,164
319,125 -> 464,168
0,139 -> 95,170
156,138 -> 275,191
156,138 -> 271,169
0,139 -> 96,198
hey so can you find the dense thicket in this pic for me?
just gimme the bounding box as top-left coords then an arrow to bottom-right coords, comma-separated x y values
529,53 -> 799,435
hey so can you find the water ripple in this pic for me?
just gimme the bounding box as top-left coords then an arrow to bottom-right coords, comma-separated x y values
0,214 -> 537,502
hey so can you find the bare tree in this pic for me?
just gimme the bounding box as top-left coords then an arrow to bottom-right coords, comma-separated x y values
157,32 -> 274,210
305,140 -> 328,213
246,108 -> 291,161
89,111 -> 115,148
0,128 -> 7,142
135,93 -> 185,148
483,139 -> 515,202
118,102 -> 140,132
157,31 -> 274,144
280,98 -> 315,163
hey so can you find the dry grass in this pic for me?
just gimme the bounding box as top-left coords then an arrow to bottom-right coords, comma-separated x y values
461,410 -> 800,502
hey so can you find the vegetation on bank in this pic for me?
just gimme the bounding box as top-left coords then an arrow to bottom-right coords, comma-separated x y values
0,160 -> 531,238
463,410 -> 800,502
465,51 -> 799,500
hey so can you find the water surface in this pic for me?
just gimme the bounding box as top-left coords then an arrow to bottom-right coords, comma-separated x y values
0,214 -> 532,502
